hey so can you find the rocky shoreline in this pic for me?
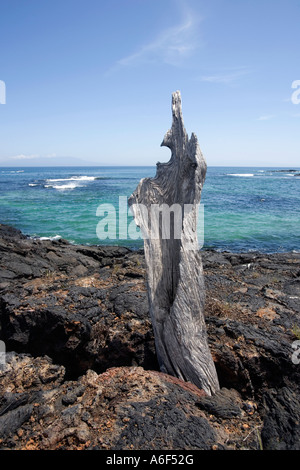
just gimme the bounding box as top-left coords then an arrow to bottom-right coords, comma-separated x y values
0,223 -> 299,450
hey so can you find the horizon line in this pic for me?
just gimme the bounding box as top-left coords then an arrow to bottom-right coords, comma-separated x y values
1,164 -> 300,169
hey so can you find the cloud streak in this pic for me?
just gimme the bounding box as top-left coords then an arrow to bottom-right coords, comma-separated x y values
200,67 -> 250,85
257,115 -> 276,121
10,154 -> 40,160
112,8 -> 202,70
8,153 -> 57,160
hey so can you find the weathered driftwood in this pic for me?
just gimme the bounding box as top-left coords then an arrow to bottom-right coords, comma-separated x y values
128,91 -> 219,395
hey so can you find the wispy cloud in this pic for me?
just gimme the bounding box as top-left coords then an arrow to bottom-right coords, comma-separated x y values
10,154 -> 40,160
111,7 -> 202,71
9,153 -> 57,160
200,67 -> 250,85
257,115 -> 276,121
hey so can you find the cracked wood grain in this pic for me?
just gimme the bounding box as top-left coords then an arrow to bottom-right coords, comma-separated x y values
129,91 -> 219,395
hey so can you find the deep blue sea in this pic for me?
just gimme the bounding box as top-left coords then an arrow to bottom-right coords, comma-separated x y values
0,166 -> 299,253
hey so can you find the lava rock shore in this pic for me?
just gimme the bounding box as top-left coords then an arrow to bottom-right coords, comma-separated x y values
0,224 -> 299,450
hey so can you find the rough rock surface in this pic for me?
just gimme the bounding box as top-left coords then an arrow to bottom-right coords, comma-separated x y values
0,224 -> 156,379
0,223 -> 300,450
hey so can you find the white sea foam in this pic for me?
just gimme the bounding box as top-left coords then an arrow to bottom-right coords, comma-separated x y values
39,235 -> 62,241
55,183 -> 78,190
28,183 -> 38,186
44,175 -> 98,190
227,173 -> 254,177
46,176 -> 97,183
72,176 -> 97,181
45,182 -> 79,190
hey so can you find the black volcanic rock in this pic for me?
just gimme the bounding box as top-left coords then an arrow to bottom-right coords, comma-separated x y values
0,224 -> 157,378
0,223 -> 300,450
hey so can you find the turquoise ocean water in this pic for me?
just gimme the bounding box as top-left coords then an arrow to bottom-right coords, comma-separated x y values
0,166 -> 299,253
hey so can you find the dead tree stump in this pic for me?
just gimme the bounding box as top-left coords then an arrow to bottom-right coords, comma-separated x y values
128,91 -> 219,395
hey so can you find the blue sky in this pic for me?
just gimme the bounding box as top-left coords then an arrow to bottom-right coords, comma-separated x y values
0,0 -> 299,167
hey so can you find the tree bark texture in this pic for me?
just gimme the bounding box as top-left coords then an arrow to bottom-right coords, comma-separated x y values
128,91 -> 219,395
